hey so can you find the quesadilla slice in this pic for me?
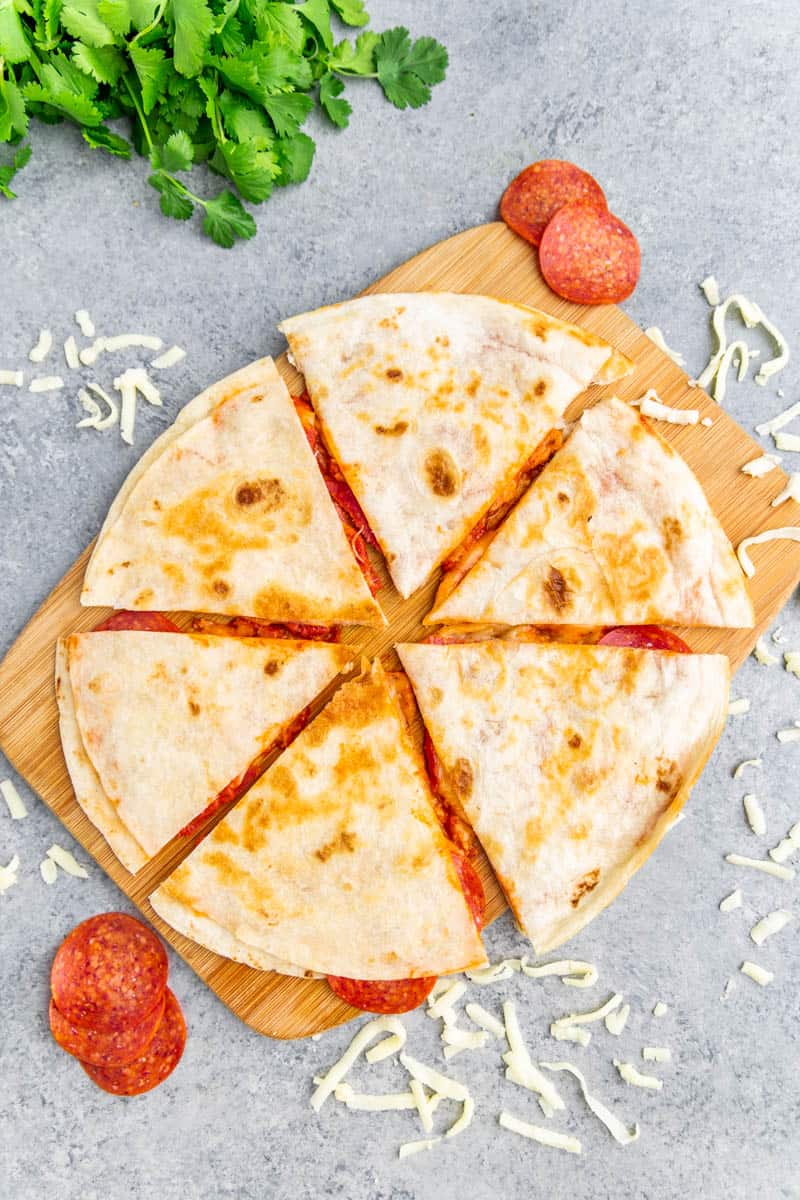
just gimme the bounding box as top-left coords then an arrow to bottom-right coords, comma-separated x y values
398,638 -> 729,954
81,357 -> 383,626
150,660 -> 487,981
279,293 -> 632,599
429,396 -> 754,628
56,629 -> 352,873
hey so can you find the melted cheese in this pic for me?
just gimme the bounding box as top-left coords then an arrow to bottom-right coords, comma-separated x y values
750,910 -> 792,946
540,1061 -> 640,1145
499,1112 -> 581,1154
1,778 -> 27,819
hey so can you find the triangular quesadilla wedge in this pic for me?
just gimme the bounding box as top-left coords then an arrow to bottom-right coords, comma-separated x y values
397,638 -> 729,954
150,660 -> 487,980
56,630 -> 352,874
279,293 -> 632,598
81,357 -> 383,626
428,396 -> 754,628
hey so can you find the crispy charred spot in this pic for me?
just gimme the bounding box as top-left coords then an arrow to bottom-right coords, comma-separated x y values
385,367 -> 403,382
212,579 -> 230,597
424,449 -> 460,498
453,757 -> 474,798
315,829 -> 357,862
571,868 -> 600,907
235,478 -> 285,510
556,491 -> 570,506
568,732 -> 582,749
188,699 -> 201,716
533,378 -> 548,397
374,420 -> 409,436
656,760 -> 681,800
264,660 -> 279,676
544,566 -> 572,611
662,515 -> 683,554
152,500 -> 162,511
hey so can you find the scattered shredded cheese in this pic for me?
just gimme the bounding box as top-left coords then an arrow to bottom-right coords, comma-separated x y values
311,1016 -> 407,1111
604,1003 -> 630,1037
114,367 -> 163,445
771,474 -> 800,508
750,910 -> 792,946
652,1002 -> 668,1018
365,1031 -> 405,1064
465,1002 -> 505,1039
741,454 -> 782,478
446,1096 -> 475,1139
0,369 -> 24,386
776,724 -> 800,743
441,1026 -> 488,1051
644,327 -> 685,366
540,1061 -> 639,1146
731,736 -> 762,766
502,1000 -> 565,1113
696,292 -> 778,400
551,1024 -> 591,1047
755,400 -> 800,437
772,627 -> 786,644
0,854 -> 20,894
752,311 -> 789,386
428,977 -> 453,1000
551,993 -> 623,1037
769,821 -> 800,863
614,1061 -> 663,1090
464,959 -> 522,984
520,959 -> 598,989
728,698 -> 750,716
75,309 -> 95,337
398,1138 -> 440,1159
333,1083 -> 416,1111
701,416 -> 714,426
427,981 -> 466,1022
498,1112 -> 581,1154
636,390 -> 699,425
642,1047 -> 671,1063
29,329 -> 53,363
740,961 -> 773,986
753,638 -> 779,666
63,336 -> 80,370
29,376 -> 64,392
82,333 -> 164,366
737,529 -> 800,578
719,889 -> 743,913
721,979 -> 734,1001
784,652 -> 800,678
725,853 -> 794,880
77,386 -> 119,432
40,857 -> 58,885
773,432 -> 800,452
151,345 -> 186,369
743,794 -> 766,837
46,844 -> 88,878
408,1079 -> 441,1132
700,276 -> 721,306
399,1053 -> 469,1103
1,778 -> 28,819
79,338 -> 105,366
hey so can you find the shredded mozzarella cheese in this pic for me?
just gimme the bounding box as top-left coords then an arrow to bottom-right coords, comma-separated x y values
502,1000 -> 565,1113
77,386 -> 119,432
333,1083 -> 416,1111
652,1001 -> 668,1017
427,981 -> 466,1021
753,638 -> 779,666
642,1047 -> 671,1063
464,959 -> 522,984
740,961 -> 773,986
464,1003 -> 505,1038
777,724 -> 800,743
39,857 -> 58,885
29,329 -> 53,363
551,993 -> 623,1036
784,652 -> 800,678
441,1026 -> 488,1051
46,844 -> 88,878
29,376 -> 64,392
719,889 -> 743,913
151,345 -> 186,369
725,853 -> 794,880
408,1079 -> 440,1132
742,454 -> 782,478
520,959 -> 598,989
774,432 -> 800,452
0,369 -> 24,386
311,1016 -> 407,1111
614,1061 -> 663,1090
499,1112 -> 581,1154
753,311 -> 789,385
700,276 -> 721,306
1,778 -> 27,819
446,1096 -> 475,1139
540,1061 -> 640,1145
743,794 -> 766,837
399,1053 -> 469,1102
769,821 -> 800,863
771,474 -> 800,508
636,390 -> 699,425
756,400 -> 800,437
737,528 -> 800,577
0,854 -> 20,894
644,327 -> 685,365
63,336 -> 80,370
728,698 -> 750,716
750,910 -> 792,946
365,1031 -> 405,1064
75,309 -> 95,337
604,1003 -> 631,1037
398,1138 -> 440,1159
551,1024 -> 591,1047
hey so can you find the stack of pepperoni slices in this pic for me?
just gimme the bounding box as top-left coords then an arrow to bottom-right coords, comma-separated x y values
49,912 -> 186,1096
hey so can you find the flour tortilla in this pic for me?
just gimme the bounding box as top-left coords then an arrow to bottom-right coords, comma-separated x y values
429,396 -> 754,627
279,294 -> 632,598
150,660 -> 487,978
398,639 -> 729,954
56,631 -> 351,873
81,358 -> 382,625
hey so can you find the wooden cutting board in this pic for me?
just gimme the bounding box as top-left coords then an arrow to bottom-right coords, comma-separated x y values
1,221 -> 798,1040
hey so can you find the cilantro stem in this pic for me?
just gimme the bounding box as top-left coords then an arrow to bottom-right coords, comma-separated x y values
131,0 -> 169,45
122,74 -> 153,154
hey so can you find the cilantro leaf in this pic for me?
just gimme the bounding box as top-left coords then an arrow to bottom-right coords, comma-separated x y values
96,0 -> 130,36
23,53 -> 104,124
0,141 -> 31,199
262,89 -> 312,138
330,0 -> 368,26
149,170 -> 194,218
71,41 -> 125,84
374,26 -> 447,109
218,92 -> 274,149
210,138 -> 278,202
252,1 -> 304,52
129,43 -> 171,113
172,0 -> 213,77
274,130 -> 314,185
159,128 -> 194,172
128,0 -> 159,29
318,71 -> 350,128
328,30 -> 377,74
0,0 -> 32,62
0,73 -> 29,139
82,123 -> 132,156
201,188 -> 255,247
295,0 -> 332,52
60,0 -> 116,48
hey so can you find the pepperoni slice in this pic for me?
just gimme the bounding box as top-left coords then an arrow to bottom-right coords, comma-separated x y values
451,850 -> 485,931
50,992 -> 165,1068
539,202 -> 640,305
80,989 -> 186,1096
93,611 -> 180,633
599,626 -> 691,653
501,160 -> 607,247
326,974 -> 436,1015
51,913 -> 168,1033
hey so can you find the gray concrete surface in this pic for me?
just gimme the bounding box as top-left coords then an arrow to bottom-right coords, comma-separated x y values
1,1 -> 799,1197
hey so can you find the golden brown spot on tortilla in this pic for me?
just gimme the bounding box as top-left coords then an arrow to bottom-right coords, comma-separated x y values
544,566 -> 572,612
429,686 -> 443,705
529,318 -> 550,341
465,375 -> 480,398
188,699 -> 201,716
655,759 -> 681,801
424,449 -> 460,498
211,821 -> 238,845
570,823 -> 588,840
435,334 -> 450,347
212,579 -> 230,597
568,732 -> 582,750
315,829 -> 357,862
264,660 -> 279,676
571,868 -> 600,906
385,367 -> 403,382
557,491 -> 570,505
134,589 -> 154,606
533,378 -> 548,398
204,850 -> 238,887
235,478 -> 285,510
334,741 -> 377,786
567,325 -> 595,347
88,677 -> 102,694
374,420 -> 408,436
595,528 -> 663,604
662,515 -> 683,554
378,316 -> 399,330
121,560 -> 131,568
453,757 -> 473,799
472,424 -> 490,465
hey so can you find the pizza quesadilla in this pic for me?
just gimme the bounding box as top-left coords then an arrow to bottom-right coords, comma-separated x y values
56,629 -> 352,873
150,660 -> 487,982
279,293 -> 632,599
81,358 -> 383,626
398,638 -> 729,954
429,396 -> 754,628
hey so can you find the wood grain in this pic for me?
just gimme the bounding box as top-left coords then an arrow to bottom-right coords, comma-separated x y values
1,221 -> 798,1040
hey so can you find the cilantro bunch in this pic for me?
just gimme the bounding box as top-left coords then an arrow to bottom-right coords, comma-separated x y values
0,0 -> 447,246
